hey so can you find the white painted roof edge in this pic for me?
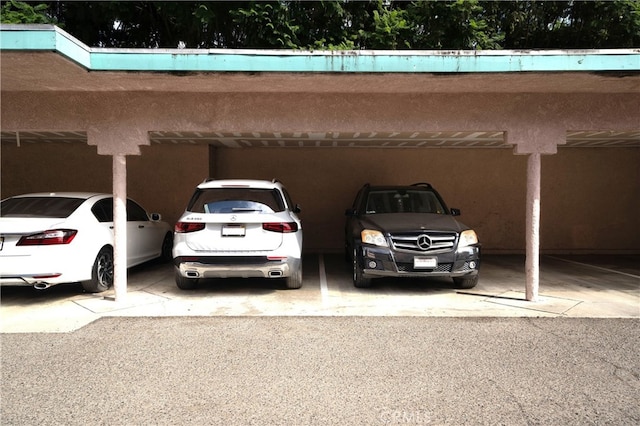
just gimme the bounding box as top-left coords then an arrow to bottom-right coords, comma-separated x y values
2,23 -> 638,57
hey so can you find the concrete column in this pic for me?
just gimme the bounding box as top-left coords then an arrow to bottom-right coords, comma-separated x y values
88,127 -> 147,303
525,152 -> 541,301
507,126 -> 564,302
113,154 -> 127,303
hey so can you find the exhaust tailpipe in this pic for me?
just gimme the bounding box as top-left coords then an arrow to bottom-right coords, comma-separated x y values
33,282 -> 51,290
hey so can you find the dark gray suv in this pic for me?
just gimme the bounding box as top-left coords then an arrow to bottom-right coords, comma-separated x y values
345,183 -> 480,289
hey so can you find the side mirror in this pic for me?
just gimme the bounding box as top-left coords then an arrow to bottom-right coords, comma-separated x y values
345,208 -> 357,217
450,208 -> 461,216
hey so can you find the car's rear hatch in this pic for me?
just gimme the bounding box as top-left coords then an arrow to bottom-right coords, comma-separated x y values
181,212 -> 290,252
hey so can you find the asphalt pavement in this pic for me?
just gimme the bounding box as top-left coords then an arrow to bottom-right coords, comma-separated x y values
1,254 -> 639,425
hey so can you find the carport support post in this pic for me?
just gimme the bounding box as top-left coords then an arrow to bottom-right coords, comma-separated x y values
525,152 -> 541,301
88,128 -> 147,304
509,127 -> 563,302
113,154 -> 127,303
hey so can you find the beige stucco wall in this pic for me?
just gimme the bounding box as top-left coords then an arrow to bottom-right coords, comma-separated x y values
2,142 -> 638,253
214,147 -> 640,253
212,147 -> 527,252
542,148 -> 640,252
217,148 -> 526,250
0,142 -> 209,226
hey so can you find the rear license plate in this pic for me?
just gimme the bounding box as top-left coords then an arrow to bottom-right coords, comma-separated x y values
414,257 -> 437,269
222,225 -> 245,237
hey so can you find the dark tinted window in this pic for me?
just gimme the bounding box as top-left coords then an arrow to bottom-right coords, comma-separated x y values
282,188 -> 296,211
1,197 -> 85,218
365,190 -> 446,214
91,198 -> 149,222
188,188 -> 285,214
92,198 -> 113,222
127,200 -> 150,221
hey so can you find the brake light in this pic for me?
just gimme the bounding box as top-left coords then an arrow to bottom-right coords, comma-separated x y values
175,222 -> 206,233
267,256 -> 287,260
17,229 -> 77,246
263,222 -> 298,233
34,273 -> 62,279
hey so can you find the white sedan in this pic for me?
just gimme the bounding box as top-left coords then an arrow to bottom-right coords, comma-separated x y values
0,192 -> 172,292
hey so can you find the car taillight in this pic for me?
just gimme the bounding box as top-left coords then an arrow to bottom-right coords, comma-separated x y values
175,222 -> 206,233
263,222 -> 298,233
17,229 -> 77,246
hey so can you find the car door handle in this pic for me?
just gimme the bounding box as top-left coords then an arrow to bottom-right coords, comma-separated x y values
138,225 -> 145,229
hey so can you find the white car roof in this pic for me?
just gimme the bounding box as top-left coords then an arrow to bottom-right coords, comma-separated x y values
197,179 -> 284,190
6,192 -> 110,200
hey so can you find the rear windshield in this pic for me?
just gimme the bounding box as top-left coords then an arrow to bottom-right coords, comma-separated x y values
365,190 -> 446,214
0,197 -> 85,218
187,188 -> 285,214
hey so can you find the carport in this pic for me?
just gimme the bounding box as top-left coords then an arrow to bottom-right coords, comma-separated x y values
1,24 -> 639,303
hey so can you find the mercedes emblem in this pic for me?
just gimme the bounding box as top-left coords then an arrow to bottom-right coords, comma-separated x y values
417,234 -> 431,250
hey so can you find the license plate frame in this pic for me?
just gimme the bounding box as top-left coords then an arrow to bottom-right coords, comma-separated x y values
222,225 -> 246,237
414,256 -> 437,269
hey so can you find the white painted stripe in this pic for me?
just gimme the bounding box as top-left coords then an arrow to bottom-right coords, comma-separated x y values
319,254 -> 329,304
547,256 -> 640,279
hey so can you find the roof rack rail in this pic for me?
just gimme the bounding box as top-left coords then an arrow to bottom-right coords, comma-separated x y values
411,182 -> 433,188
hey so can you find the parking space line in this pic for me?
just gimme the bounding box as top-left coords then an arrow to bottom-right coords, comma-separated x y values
547,256 -> 640,279
318,254 -> 329,304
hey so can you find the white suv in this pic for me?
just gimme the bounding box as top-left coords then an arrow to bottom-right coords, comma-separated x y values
173,179 -> 303,289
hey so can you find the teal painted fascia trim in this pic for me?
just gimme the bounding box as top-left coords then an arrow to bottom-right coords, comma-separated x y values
2,25 -> 639,73
89,50 -> 640,72
0,26 -> 56,49
0,25 -> 91,67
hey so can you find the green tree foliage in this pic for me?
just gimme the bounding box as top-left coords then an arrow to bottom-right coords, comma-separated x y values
4,1 -> 638,49
496,0 -> 640,48
0,0 -> 56,24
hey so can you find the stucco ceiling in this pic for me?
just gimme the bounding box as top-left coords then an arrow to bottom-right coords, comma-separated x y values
2,130 -> 639,148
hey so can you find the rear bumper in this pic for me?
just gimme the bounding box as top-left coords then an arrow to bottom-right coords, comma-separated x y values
174,256 -> 301,279
0,275 -> 62,288
0,255 -> 91,287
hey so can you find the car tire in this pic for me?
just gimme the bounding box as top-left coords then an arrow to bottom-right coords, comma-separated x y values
160,233 -> 173,262
82,246 -> 114,293
285,267 -> 303,289
175,269 -> 198,290
453,275 -> 478,289
352,248 -> 372,288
